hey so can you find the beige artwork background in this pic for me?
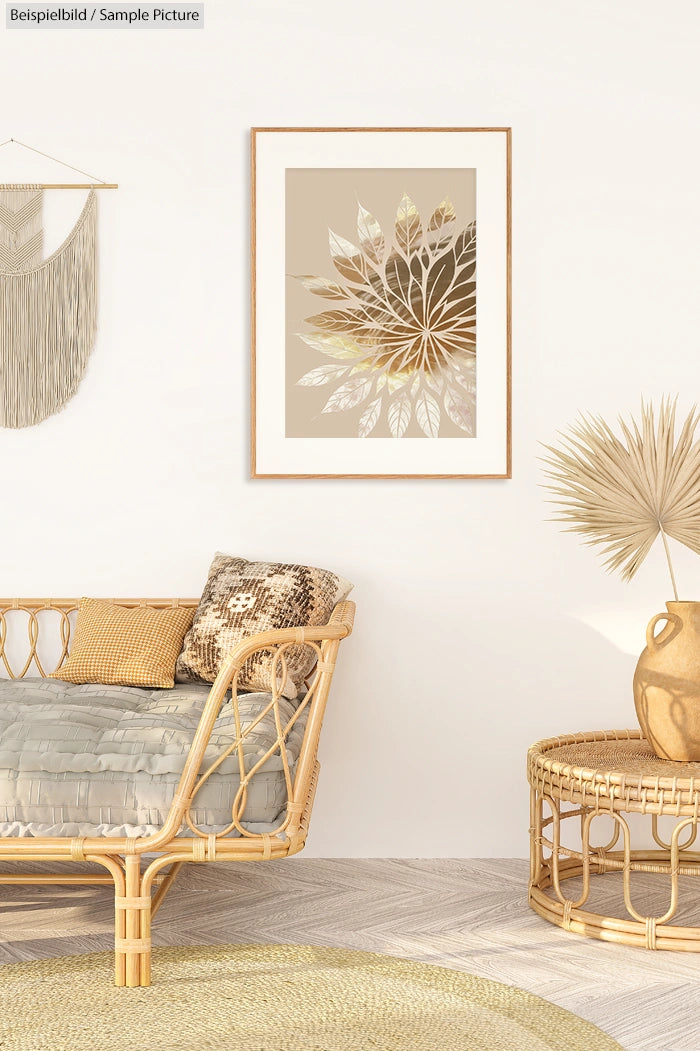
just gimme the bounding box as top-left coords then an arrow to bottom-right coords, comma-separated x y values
285,168 -> 476,439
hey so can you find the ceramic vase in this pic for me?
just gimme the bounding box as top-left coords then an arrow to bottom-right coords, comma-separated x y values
634,601 -> 700,761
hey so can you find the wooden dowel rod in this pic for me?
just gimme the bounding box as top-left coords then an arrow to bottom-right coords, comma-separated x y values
39,183 -> 118,190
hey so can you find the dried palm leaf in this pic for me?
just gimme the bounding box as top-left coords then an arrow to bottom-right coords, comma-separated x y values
541,399 -> 700,598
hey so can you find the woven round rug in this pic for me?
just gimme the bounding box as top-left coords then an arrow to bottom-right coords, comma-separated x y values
0,943 -> 622,1051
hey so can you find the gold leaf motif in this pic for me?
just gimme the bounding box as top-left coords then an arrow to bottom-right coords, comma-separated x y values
444,387 -> 475,434
395,194 -> 422,256
453,222 -> 476,269
387,393 -> 412,438
297,332 -> 365,360
295,194 -> 478,438
305,310 -> 370,334
425,372 -> 444,395
454,363 -> 476,394
358,396 -> 383,438
385,372 -> 412,394
296,364 -> 350,387
357,204 -> 385,265
428,197 -> 456,233
322,375 -> 374,414
427,198 -> 456,252
293,275 -> 347,300
328,229 -> 367,284
415,389 -> 441,438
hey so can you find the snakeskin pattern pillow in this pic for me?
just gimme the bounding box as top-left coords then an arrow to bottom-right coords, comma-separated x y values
176,553 -> 352,698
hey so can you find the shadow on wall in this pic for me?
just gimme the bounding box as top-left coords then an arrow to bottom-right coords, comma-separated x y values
387,586 -> 641,740
481,604 -> 640,739
314,585 -> 644,853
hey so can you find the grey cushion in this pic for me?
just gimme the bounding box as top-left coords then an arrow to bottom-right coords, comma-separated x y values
0,678 -> 306,838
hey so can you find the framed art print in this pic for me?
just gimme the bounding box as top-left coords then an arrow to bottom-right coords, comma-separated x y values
251,127 -> 511,478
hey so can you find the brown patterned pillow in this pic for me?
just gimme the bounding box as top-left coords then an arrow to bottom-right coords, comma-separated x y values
176,553 -> 352,697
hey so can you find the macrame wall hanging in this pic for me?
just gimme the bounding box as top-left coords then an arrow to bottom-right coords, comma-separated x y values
0,139 -> 117,428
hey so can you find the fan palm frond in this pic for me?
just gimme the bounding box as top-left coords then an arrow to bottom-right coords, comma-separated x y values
541,399 -> 700,597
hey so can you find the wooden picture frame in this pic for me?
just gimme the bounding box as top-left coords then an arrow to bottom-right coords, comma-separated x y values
251,127 -> 511,479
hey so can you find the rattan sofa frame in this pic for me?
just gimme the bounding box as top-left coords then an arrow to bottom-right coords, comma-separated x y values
0,597 -> 355,986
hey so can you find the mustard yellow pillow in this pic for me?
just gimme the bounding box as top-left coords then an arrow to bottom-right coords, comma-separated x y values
51,598 -> 195,688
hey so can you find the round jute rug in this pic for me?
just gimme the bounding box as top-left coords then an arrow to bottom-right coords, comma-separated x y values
0,943 -> 622,1051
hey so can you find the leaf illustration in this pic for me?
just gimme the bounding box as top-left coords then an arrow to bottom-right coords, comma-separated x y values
358,396 -> 383,438
388,393 -> 412,438
425,372 -> 444,395
385,372 -> 411,394
328,230 -> 367,284
428,197 -> 456,233
426,238 -> 476,350
444,387 -> 474,434
383,254 -> 415,317
297,332 -> 365,360
416,389 -> 441,438
454,369 -> 476,394
322,375 -> 374,414
453,221 -> 477,270
427,198 -> 456,252
436,267 -> 476,324
296,364 -> 350,387
294,193 -> 478,438
395,194 -> 422,255
357,204 -> 385,265
425,251 -> 456,322
305,310 -> 371,333
293,275 -> 348,300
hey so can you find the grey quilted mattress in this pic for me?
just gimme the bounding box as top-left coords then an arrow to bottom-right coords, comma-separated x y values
0,678 -> 306,839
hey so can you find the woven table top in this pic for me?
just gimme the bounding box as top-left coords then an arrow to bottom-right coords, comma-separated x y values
528,730 -> 700,814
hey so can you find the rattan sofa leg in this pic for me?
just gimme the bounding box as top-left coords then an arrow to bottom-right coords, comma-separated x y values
114,892 -> 127,986
140,889 -> 152,988
116,856 -> 152,988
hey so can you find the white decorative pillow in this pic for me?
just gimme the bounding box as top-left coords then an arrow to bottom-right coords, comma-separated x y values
176,553 -> 352,697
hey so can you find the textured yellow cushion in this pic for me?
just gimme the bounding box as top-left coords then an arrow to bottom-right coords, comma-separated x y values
51,598 -> 195,688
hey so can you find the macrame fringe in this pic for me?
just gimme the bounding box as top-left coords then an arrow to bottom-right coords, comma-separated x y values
0,190 -> 97,429
0,187 -> 43,271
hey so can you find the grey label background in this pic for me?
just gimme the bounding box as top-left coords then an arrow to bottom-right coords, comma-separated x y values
5,4 -> 204,28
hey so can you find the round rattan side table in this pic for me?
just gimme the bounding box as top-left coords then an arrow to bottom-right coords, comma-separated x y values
528,729 -> 700,951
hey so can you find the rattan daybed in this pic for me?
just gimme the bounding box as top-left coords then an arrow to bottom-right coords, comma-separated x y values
0,597 -> 355,986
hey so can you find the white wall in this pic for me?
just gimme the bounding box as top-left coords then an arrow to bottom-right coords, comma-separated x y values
1,0 -> 699,856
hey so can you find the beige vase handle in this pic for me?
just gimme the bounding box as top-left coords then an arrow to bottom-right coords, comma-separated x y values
646,611 -> 682,651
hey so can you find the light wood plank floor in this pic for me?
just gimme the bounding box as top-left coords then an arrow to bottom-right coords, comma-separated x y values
1,858 -> 699,1050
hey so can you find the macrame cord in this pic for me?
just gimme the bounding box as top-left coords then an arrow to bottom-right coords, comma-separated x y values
0,185 -> 97,428
0,138 -> 107,429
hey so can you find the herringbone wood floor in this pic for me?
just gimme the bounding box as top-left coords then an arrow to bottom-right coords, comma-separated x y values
1,858 -> 699,1050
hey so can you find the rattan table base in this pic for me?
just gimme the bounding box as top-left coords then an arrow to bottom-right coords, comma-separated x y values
528,730 -> 700,951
